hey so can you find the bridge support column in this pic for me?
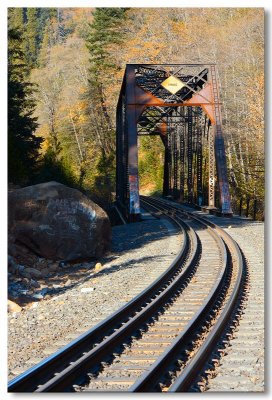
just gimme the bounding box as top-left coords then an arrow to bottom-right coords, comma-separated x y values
126,65 -> 143,221
187,107 -> 193,203
126,104 -> 141,222
179,108 -> 185,202
208,127 -> 215,208
163,141 -> 170,197
210,65 -> 232,215
196,114 -> 203,206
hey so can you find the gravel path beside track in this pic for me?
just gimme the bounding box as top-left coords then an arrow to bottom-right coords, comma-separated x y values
204,217 -> 265,392
8,212 -> 182,380
155,200 -> 264,392
168,203 -> 265,392
8,206 -> 265,392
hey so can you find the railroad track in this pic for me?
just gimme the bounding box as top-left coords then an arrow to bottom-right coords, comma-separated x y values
8,196 -> 246,392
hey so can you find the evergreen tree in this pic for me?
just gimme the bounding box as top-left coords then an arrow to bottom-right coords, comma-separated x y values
87,8 -> 126,82
85,8 -> 126,198
86,7 -> 127,143
37,8 -> 57,32
8,25 -> 42,184
8,8 -> 24,31
9,7 -> 59,68
84,8 -> 127,196
25,8 -> 40,67
38,20 -> 51,67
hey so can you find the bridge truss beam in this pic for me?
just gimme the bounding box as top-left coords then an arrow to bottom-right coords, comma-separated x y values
116,64 -> 232,221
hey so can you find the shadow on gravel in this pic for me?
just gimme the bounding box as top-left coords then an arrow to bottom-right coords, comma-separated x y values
12,218 -> 179,306
22,254 -> 167,303
169,202 -> 264,230
110,219 -> 179,253
199,214 -> 264,230
91,254 -> 170,281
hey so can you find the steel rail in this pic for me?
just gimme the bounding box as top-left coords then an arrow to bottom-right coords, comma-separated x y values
8,210 -> 188,392
33,210 -> 199,392
169,213 -> 244,391
8,201 -> 195,392
129,196 -> 227,391
139,196 -> 244,392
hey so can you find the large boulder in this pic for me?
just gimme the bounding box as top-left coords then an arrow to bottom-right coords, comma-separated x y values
8,182 -> 111,261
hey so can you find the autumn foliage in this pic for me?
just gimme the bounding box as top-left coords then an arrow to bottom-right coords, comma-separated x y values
8,8 -> 264,217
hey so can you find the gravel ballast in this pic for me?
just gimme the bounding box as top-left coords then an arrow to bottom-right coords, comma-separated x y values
204,217 -> 265,392
8,212 -> 182,380
8,207 -> 264,392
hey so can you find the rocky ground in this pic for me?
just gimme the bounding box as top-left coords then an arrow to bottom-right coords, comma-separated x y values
8,208 -> 265,392
8,212 -> 182,379
204,217 -> 265,392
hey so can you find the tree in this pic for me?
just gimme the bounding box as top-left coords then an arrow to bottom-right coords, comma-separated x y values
84,8 -> 127,196
8,8 -> 24,31
8,25 -> 42,184
87,8 -> 126,76
86,8 -> 127,133
24,8 -> 40,67
24,7 -> 263,216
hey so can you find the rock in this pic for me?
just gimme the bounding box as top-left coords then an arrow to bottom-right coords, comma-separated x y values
8,300 -> 22,313
18,265 -> 25,274
32,293 -> 43,300
64,279 -> 72,287
40,268 -> 50,277
62,264 -> 71,269
81,287 -> 95,293
40,288 -> 48,296
53,284 -> 62,289
73,263 -> 82,268
84,262 -> 95,269
20,290 -> 29,296
94,262 -> 102,272
9,291 -> 19,299
16,252 -> 37,268
9,181 -> 111,261
40,283 -> 49,288
23,268 -> 42,279
34,262 -> 46,271
20,271 -> 31,279
8,255 -> 17,267
8,242 -> 17,257
30,279 -> 40,288
49,263 -> 58,272
8,256 -> 18,273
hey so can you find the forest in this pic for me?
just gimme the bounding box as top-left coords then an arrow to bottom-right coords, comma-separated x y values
8,7 -> 264,218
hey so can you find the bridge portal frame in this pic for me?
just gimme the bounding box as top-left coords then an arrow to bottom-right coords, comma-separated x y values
116,63 -> 232,221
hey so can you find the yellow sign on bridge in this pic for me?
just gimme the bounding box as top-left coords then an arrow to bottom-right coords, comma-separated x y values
161,75 -> 185,94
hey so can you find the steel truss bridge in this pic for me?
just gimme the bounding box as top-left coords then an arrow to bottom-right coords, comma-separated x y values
116,64 -> 232,221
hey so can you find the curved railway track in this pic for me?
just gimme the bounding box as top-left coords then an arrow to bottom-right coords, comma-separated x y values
8,196 -> 246,392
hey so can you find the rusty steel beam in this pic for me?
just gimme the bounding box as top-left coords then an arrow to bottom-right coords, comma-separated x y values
125,65 -> 143,221
116,64 -> 232,220
210,65 -> 232,214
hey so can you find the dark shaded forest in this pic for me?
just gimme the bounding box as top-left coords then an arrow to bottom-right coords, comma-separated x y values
8,7 -> 264,218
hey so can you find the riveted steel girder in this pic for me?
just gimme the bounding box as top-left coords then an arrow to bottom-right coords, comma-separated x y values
116,64 -> 232,221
